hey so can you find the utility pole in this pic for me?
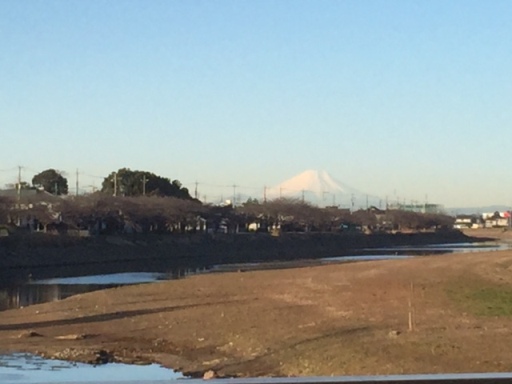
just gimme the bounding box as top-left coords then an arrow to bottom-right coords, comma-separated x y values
76,169 -> 79,196
142,174 -> 147,196
232,184 -> 237,207
194,181 -> 198,199
17,166 -> 22,201
351,193 -> 355,212
113,172 -> 117,197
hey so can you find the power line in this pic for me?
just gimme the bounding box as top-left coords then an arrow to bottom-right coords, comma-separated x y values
81,172 -> 105,179
0,164 -> 429,208
0,167 -> 17,173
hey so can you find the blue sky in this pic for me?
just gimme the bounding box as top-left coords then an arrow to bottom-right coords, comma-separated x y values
1,0 -> 511,208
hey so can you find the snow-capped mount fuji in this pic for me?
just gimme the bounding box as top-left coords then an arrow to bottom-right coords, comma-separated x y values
266,170 -> 380,208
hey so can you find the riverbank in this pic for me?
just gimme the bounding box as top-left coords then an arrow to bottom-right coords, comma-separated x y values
462,227 -> 512,242
0,230 -> 479,274
1,249 -> 512,377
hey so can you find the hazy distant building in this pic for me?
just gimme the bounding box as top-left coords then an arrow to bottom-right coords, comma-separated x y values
388,202 -> 444,214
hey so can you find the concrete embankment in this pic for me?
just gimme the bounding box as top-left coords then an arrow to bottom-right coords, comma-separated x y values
0,230 -> 481,275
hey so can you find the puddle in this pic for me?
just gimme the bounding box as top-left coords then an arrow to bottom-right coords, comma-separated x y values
0,353 -> 184,383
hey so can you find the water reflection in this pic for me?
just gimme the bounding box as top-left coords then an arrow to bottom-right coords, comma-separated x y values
0,284 -> 117,311
0,353 -> 183,383
31,272 -> 167,285
0,268 -> 209,311
365,242 -> 512,253
322,254 -> 413,263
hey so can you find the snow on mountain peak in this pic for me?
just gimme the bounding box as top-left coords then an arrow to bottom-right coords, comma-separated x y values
266,170 -> 369,206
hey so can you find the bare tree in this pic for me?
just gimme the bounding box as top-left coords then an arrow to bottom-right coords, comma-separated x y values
0,196 -> 13,225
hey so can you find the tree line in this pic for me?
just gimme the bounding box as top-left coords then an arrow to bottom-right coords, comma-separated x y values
0,167 -> 455,235
10,168 -> 193,199
0,189 -> 455,235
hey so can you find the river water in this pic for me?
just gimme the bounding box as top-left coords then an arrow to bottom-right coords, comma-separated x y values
1,242 -> 508,311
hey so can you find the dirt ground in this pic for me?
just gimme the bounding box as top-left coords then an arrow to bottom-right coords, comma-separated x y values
462,227 -> 512,241
1,231 -> 512,377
